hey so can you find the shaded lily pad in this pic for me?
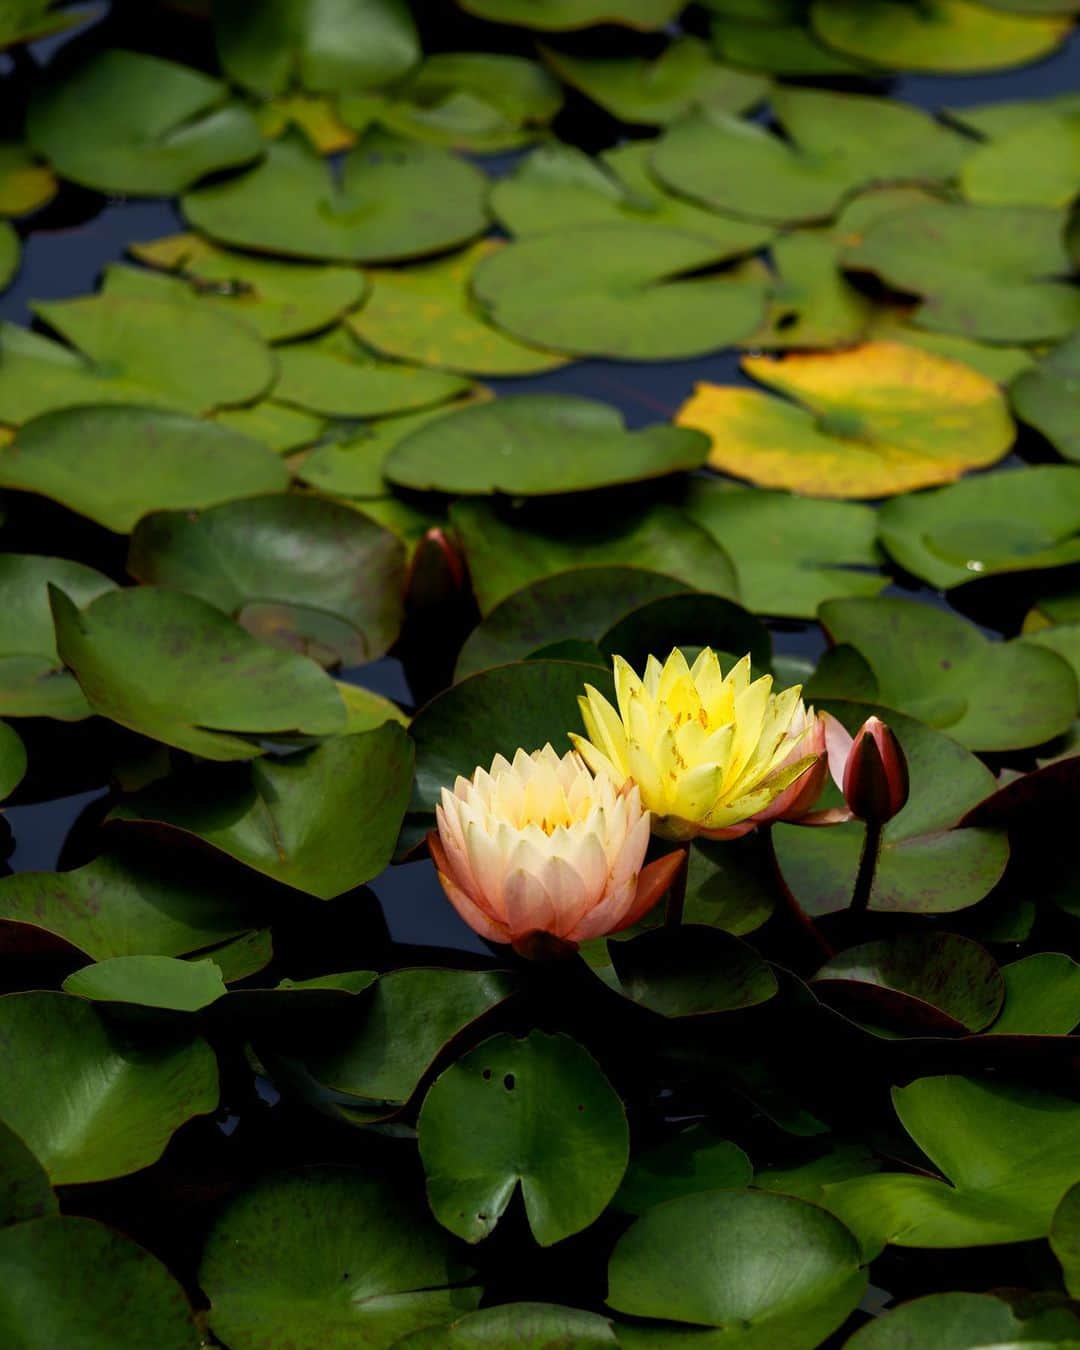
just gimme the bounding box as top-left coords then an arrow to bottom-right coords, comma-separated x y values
127,494 -> 406,667
454,0 -> 682,28
1011,331 -> 1080,463
682,479 -> 885,618
215,400 -> 324,454
877,465 -> 1080,589
743,229 -> 874,350
615,1124 -> 752,1215
0,1117 -> 55,1228
0,721 -> 26,801
418,1030 -> 628,1246
651,89 -> 968,225
384,393 -> 708,496
607,1189 -> 866,1348
63,955 -> 228,1011
27,49 -> 262,195
397,1304 -> 620,1347
961,108 -> 1080,208
677,343 -> 1014,498
820,596 -> 1078,750
349,241 -> 565,376
842,201 -> 1080,343
0,142 -> 57,216
710,15 -> 881,74
53,585 -> 346,759
0,1 -> 98,48
0,224 -> 16,292
256,91 -> 358,153
845,1290 -> 1080,1349
200,1166 -> 479,1349
1052,1183 -> 1080,1298
990,953 -> 1080,1036
599,592 -> 769,670
183,131 -> 489,263
112,724 -> 414,897
0,990 -> 218,1184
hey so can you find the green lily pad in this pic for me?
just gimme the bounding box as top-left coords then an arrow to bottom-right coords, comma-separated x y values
215,400 -> 324,453
651,89 -> 968,225
183,131 -> 489,263
607,1189 -> 866,1348
615,1125 -> 752,1215
1011,331 -> 1080,463
200,1166 -> 479,1349
0,1216 -> 201,1348
473,222 -> 767,360
824,1076 -> 1080,1254
111,724 -> 414,897
418,1030 -> 628,1246
755,1142 -> 882,1205
710,16 -> 881,75
490,141 -> 776,254
384,393 -> 708,496
820,596 -> 1078,750
0,721 -> 26,800
349,241 -> 565,376
1052,1183 -> 1080,1298
0,1119 -> 55,1229
0,142 -> 57,217
810,0 -> 1073,71
540,36 -> 768,125
962,109 -> 1080,208
682,479 -> 885,618
452,499 -> 738,614
743,229 -> 874,350
128,232 -> 367,342
63,955 -> 228,1011
842,201 -> 1080,343
945,91 -> 1080,139
27,49 -> 262,195
812,933 -> 1005,1036
396,1304 -> 620,1347
868,313 -> 1037,384
987,953 -> 1080,1037
0,991 -> 218,1184
877,465 -> 1080,589
598,592 -> 770,671
53,585 -> 346,759
681,833 -> 778,934
127,494 -> 405,667
0,1 -> 98,49
774,701 -> 1009,916
213,0 -> 419,98
845,1290 -> 1080,1349
453,0 -> 682,28
0,224 -> 16,292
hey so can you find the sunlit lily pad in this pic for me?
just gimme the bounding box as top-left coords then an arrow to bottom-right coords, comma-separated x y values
64,955 -> 228,1011
183,130 -> 489,263
1011,331 -> 1080,462
810,0 -> 1073,71
349,240 -> 566,375
677,342 -> 1014,498
711,16 -> 881,74
846,1290 -> 1080,1349
384,393 -> 708,495
215,400 -> 324,453
0,407 -> 287,533
453,0 -> 682,28
877,465 -> 1080,589
213,0 -> 419,98
945,90 -> 1080,138
990,953 -> 1080,1036
0,142 -> 57,216
651,89 -> 969,225
842,200 -> 1080,342
128,494 -> 406,667
743,230 -> 874,350
472,224 -> 768,360
867,313 -> 1036,384
961,108 -> 1080,207
27,49 -> 262,194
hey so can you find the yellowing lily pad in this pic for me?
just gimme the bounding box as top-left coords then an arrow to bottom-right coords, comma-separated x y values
255,93 -> 357,153
349,241 -> 566,375
961,109 -> 1080,208
0,142 -> 57,217
867,314 -> 1036,384
677,342 -> 1014,498
1011,330 -> 1080,462
453,0 -> 682,28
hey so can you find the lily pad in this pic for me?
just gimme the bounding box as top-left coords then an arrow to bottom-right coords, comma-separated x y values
0,1119 -> 55,1229
200,1166 -> 478,1349
845,1290 -> 1080,1349
868,313 -> 1037,384
677,342 -> 1014,498
384,393 -> 708,496
0,990 -> 218,1184
945,91 -> 1080,139
0,1 -> 98,48
111,724 -> 414,897
128,232 -> 367,342
397,1304 -> 620,1347
710,15 -> 881,75
63,955 -> 228,1011
183,130 -> 489,263
877,465 -> 1080,589
213,0 -> 419,98
743,229 -> 874,350
651,89 -> 968,226
615,1124 -> 752,1215
810,0 -> 1073,71
473,223 -> 768,360
1052,1183 -> 1080,1298
1011,331 -> 1080,463
0,142 -> 57,216
27,49 -> 262,195
820,596 -> 1078,750
607,1189 -> 866,1348
256,91 -> 358,153
0,721 -> 26,801
842,201 -> 1080,343
215,400 -> 324,453
128,494 -> 406,667
453,0 -> 682,28
682,479 -> 885,618
418,1030 -> 629,1246
962,109 -> 1080,208
991,953 -> 1080,1036
0,224 -> 16,292
540,36 -> 768,125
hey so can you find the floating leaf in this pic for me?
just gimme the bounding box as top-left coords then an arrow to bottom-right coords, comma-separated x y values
183,130 -> 489,263
0,991 -> 217,1184
64,955 -> 228,1011
615,1124 -> 752,1215
27,49 -> 261,194
112,724 -> 414,897
845,1290 -> 1080,1349
0,1 -> 99,48
710,15 -> 881,75
200,1166 -> 478,1349
600,925 -> 779,1018
598,592 -> 769,671
128,494 -> 405,667
256,91 -> 358,153
0,224 -> 16,292
877,465 -> 1080,590
1052,1183 -> 1080,1298
678,343 -> 1014,498
607,1189 -> 866,1348
0,721 -> 26,801
0,407 -> 287,533
962,109 -> 1080,208
945,91 -> 1080,139
418,1030 -> 628,1246
398,1304 -> 620,1347
215,400 -> 324,453
453,0 -> 682,28
991,953 -> 1080,1036
868,313 -> 1037,384
0,142 -> 57,216
1011,331 -> 1080,463
743,229 -> 874,350
681,833 -> 778,934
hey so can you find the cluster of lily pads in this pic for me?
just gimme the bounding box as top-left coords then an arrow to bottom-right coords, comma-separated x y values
0,0 -> 1078,1346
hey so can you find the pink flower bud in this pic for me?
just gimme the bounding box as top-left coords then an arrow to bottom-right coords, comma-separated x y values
841,716 -> 909,824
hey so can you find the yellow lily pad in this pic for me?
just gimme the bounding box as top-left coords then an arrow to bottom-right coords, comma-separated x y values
677,342 -> 1014,498
0,143 -> 57,217
255,94 -> 357,154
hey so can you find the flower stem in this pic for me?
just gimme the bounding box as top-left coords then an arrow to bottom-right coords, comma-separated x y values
849,820 -> 883,916
664,848 -> 689,928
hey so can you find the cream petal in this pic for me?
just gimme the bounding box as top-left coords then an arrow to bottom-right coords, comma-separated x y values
503,866 -> 558,938
435,867 -> 512,944
567,876 -> 638,943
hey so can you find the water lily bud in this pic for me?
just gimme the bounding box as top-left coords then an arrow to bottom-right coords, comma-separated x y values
430,745 -> 682,957
841,716 -> 909,824
570,649 -> 831,841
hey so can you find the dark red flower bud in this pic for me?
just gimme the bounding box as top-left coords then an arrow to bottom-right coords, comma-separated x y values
404,526 -> 467,609
841,716 -> 909,824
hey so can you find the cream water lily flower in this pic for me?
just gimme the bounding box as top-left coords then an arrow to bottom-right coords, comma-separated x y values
571,648 -> 838,841
429,745 -> 683,957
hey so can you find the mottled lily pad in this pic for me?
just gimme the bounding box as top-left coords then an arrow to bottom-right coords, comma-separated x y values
1010,331 -> 1080,462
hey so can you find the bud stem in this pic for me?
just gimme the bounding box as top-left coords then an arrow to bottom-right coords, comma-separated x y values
849,819 -> 883,915
664,848 -> 689,928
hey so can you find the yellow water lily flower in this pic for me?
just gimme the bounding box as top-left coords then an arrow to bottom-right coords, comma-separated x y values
571,648 -> 833,841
